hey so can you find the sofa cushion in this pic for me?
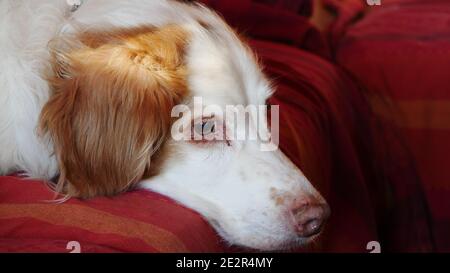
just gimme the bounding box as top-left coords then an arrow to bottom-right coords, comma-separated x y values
336,0 -> 450,251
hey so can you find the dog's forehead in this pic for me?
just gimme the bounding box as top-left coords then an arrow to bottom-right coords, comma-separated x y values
184,27 -> 248,106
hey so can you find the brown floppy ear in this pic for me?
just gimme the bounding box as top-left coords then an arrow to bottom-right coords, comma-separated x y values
40,25 -> 189,199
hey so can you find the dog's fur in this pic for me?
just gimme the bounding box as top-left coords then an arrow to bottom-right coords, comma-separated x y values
0,0 -> 328,250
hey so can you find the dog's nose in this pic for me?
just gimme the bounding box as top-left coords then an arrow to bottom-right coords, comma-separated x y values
290,202 -> 330,238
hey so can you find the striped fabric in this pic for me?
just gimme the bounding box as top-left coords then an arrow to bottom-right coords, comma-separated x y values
336,0 -> 450,251
0,175 -> 224,252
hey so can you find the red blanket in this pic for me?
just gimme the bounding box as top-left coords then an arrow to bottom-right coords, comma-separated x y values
336,0 -> 450,252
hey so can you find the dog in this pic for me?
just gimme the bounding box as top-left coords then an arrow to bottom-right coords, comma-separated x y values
0,0 -> 330,251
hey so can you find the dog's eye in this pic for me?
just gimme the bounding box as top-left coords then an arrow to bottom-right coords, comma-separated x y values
190,119 -> 230,146
194,120 -> 216,136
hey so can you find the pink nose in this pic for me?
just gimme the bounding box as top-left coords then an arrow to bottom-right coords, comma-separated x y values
290,201 -> 330,238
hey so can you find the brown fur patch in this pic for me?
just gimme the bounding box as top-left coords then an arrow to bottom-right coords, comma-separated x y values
270,187 -> 292,207
40,25 -> 190,199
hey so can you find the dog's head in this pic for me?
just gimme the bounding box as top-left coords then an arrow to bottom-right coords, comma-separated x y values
40,6 -> 329,251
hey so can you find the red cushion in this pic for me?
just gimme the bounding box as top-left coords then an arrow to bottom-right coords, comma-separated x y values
0,175 -> 225,253
336,0 -> 450,251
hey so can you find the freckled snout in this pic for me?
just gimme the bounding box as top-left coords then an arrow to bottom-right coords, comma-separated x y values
290,198 -> 330,238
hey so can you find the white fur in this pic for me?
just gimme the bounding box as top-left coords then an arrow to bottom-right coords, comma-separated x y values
0,0 -> 67,178
0,0 -> 327,251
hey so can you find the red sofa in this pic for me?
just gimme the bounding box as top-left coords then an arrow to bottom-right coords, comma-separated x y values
335,0 -> 450,252
0,0 -> 446,252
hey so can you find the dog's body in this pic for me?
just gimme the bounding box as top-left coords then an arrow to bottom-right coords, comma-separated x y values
0,0 -> 329,250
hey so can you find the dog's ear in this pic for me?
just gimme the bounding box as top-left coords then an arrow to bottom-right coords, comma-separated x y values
40,25 -> 189,198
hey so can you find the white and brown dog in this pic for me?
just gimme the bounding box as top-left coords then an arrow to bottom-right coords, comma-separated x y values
0,0 -> 329,250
